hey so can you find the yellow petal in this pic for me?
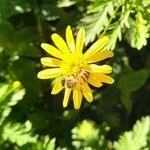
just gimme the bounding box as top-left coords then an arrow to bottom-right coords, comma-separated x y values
89,64 -> 112,74
41,57 -> 62,67
51,33 -> 70,54
88,75 -> 103,87
76,27 -> 85,54
41,43 -> 64,59
63,88 -> 71,108
51,78 -> 64,95
94,73 -> 114,84
86,51 -> 114,63
81,83 -> 93,102
37,68 -> 61,79
84,36 -> 109,57
66,26 -> 75,52
73,89 -> 82,109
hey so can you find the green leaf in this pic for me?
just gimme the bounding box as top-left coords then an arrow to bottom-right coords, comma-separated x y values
1,26 -> 41,57
114,116 -> 150,150
57,0 -> 76,8
118,69 -> 149,93
0,20 -> 15,48
19,43 -> 42,58
106,10 -> 130,50
12,27 -> 41,57
0,81 -> 25,107
10,58 -> 42,96
14,27 -> 39,44
0,84 -> 9,99
80,1 -> 114,45
0,0 -> 34,18
30,136 -> 56,150
2,121 -> 37,146
40,4 -> 63,21
71,120 -> 105,149
118,69 -> 150,114
0,81 -> 25,124
0,0 -> 18,18
126,12 -> 149,50
72,120 -> 99,141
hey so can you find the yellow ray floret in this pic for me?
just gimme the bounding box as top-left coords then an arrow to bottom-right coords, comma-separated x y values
76,27 -> 85,54
51,33 -> 70,54
41,43 -> 64,59
37,26 -> 114,109
40,57 -> 62,67
66,26 -> 75,52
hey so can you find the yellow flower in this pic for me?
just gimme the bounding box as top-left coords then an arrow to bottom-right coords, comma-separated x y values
37,26 -> 114,109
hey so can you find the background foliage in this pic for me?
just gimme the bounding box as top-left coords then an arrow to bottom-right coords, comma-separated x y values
0,0 -> 150,149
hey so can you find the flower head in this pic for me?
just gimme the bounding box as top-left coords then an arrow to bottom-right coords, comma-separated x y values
37,26 -> 114,109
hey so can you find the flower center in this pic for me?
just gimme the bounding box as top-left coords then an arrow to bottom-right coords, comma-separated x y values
61,53 -> 90,88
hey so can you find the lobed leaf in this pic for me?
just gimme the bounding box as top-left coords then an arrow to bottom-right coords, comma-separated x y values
126,12 -> 149,50
80,1 -> 114,45
114,116 -> 150,150
2,121 -> 37,146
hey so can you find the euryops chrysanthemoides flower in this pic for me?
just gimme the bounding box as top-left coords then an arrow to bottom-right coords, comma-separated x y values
37,26 -> 114,109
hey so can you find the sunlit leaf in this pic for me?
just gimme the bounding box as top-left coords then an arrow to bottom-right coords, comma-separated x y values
2,121 -> 37,146
114,116 -> 150,150
0,81 -> 25,124
30,136 -> 56,150
106,10 -> 130,50
126,12 -> 149,50
80,1 -> 114,45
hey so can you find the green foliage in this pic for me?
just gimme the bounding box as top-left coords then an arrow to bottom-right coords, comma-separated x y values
0,81 -> 25,124
106,10 -> 130,50
80,0 -> 149,50
127,12 -> 149,50
71,116 -> 150,150
0,82 -> 64,149
118,69 -> 150,114
2,121 -> 37,146
0,0 -> 149,149
30,136 -> 56,150
57,0 -> 76,8
0,82 -> 36,147
80,0 -> 114,45
0,0 -> 34,19
114,116 -> 150,150
72,120 -> 105,149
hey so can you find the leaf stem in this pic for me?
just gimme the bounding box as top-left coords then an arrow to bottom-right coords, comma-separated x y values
34,0 -> 44,42
100,4 -> 121,37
